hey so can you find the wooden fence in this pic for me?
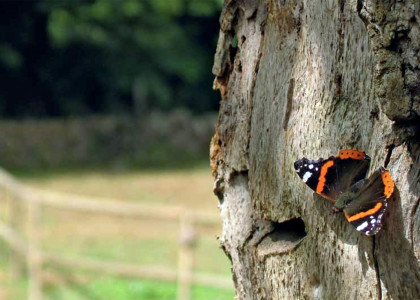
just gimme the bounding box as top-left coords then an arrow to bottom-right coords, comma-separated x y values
0,169 -> 232,300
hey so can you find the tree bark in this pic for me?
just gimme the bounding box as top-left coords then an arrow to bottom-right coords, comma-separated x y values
211,1 -> 420,299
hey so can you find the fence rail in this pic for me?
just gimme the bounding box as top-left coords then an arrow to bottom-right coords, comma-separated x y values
0,168 -> 232,300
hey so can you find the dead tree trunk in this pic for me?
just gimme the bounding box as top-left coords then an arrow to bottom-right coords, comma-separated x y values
211,0 -> 420,299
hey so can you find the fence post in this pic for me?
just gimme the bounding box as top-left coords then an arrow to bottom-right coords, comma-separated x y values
27,201 -> 42,300
7,188 -> 24,279
177,212 -> 196,300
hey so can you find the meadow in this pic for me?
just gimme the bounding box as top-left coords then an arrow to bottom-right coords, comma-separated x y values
0,166 -> 234,300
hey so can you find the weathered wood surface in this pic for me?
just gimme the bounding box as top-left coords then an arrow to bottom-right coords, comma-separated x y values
211,0 -> 420,299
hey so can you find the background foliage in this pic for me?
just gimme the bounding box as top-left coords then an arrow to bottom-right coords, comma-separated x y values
0,0 -> 222,118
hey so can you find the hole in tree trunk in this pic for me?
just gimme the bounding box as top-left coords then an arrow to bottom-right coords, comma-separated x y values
257,218 -> 306,257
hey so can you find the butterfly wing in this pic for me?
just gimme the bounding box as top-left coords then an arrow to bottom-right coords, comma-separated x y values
294,149 -> 371,202
343,167 -> 394,235
319,149 -> 371,200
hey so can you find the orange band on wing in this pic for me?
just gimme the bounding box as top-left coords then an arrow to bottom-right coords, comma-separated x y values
338,149 -> 365,160
346,202 -> 383,222
381,170 -> 394,198
316,160 -> 334,194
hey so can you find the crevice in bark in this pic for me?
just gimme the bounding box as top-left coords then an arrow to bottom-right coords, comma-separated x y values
410,198 -> 420,253
283,78 -> 295,130
219,238 -> 233,263
384,144 -> 395,168
212,1 -> 240,99
356,0 -> 368,26
246,7 -> 266,156
256,218 -> 306,258
210,132 -> 224,177
246,219 -> 275,248
337,0 -> 345,62
372,237 -> 382,300
224,6 -> 240,77
213,177 -> 225,203
230,35 -> 239,66
370,106 -> 380,121
334,73 -> 343,100
339,0 -> 345,14
228,169 -> 249,182
385,28 -> 409,53
392,116 -> 420,146
246,6 -> 258,22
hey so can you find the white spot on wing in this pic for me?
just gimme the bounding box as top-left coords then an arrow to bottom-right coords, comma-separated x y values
309,164 -> 314,169
302,172 -> 312,183
315,167 -> 319,171
356,221 -> 369,231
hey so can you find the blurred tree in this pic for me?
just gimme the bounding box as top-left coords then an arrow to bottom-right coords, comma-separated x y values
0,0 -> 222,118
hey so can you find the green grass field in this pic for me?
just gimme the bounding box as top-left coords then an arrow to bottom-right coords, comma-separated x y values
0,167 -> 234,300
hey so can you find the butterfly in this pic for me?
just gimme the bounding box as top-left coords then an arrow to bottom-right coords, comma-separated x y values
294,149 -> 394,235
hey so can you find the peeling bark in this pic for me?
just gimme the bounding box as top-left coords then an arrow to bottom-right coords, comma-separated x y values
211,0 -> 420,299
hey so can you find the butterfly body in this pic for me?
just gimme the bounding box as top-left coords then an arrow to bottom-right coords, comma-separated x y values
294,150 -> 394,236
334,191 -> 357,211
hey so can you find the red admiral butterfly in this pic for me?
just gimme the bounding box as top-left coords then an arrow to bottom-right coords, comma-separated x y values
294,149 -> 394,236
